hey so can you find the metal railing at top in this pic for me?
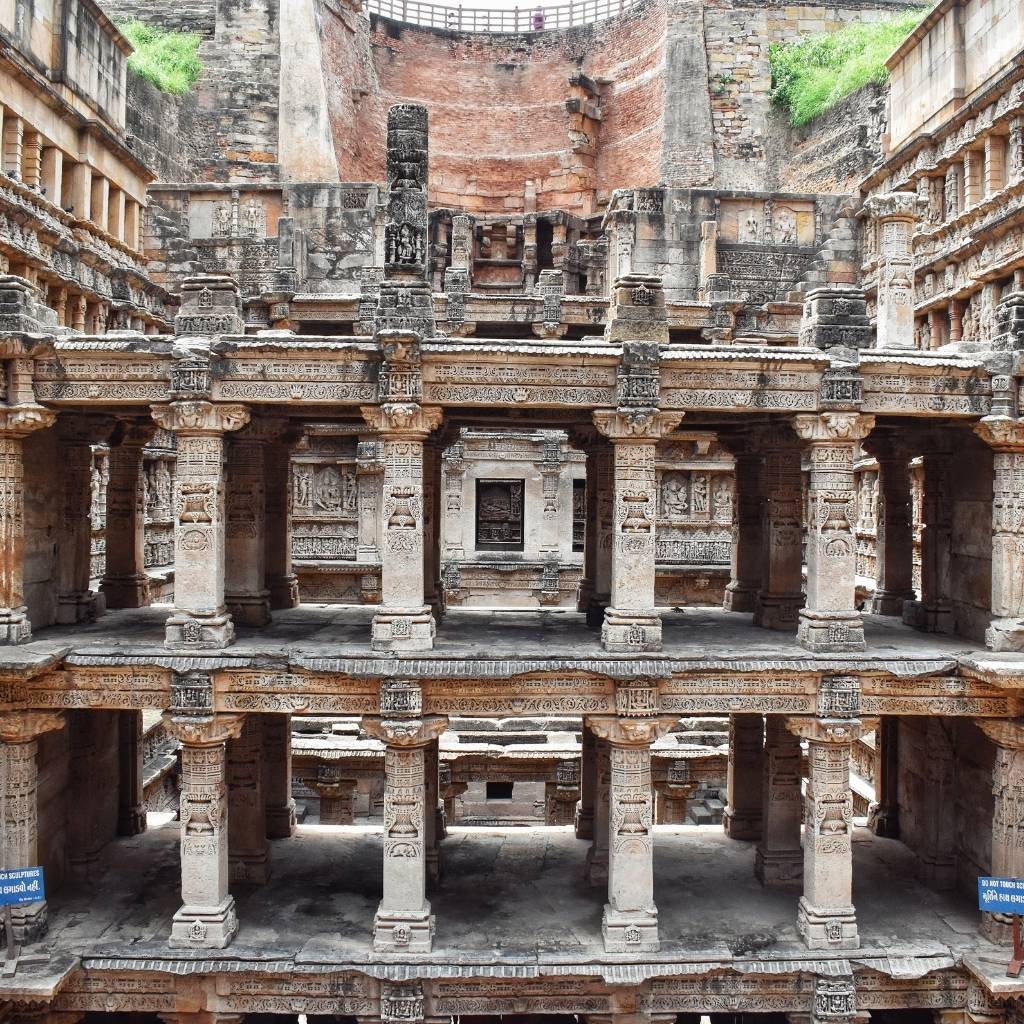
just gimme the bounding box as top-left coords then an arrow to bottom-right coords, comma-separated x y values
366,0 -> 636,32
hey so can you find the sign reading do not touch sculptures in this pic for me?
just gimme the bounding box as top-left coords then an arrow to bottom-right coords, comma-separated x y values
978,876 -> 1024,914
0,867 -> 44,907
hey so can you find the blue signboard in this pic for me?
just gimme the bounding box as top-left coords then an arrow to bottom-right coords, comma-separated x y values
0,868 -> 44,907
979,876 -> 1024,914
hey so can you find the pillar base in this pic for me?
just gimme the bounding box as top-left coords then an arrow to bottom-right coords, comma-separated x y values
373,903 -> 434,952
165,611 -> 235,649
797,610 -> 865,653
9,900 -> 47,943
871,589 -> 915,617
226,591 -> 272,627
118,805 -> 148,837
723,809 -> 762,841
754,846 -> 803,887
169,896 -> 239,948
797,895 -> 858,949
56,591 -> 100,625
268,574 -> 300,610
101,574 -> 151,609
0,606 -> 31,644
902,599 -> 952,634
753,594 -> 802,631
602,905 -> 659,952
982,911 -> 1014,943
585,846 -> 608,887
371,607 -> 435,651
575,805 -> 594,840
723,582 -> 758,614
266,800 -> 297,839
986,617 -> 1024,652
229,849 -> 271,885
601,608 -> 662,652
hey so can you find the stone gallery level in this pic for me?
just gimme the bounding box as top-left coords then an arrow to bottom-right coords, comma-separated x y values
1,0 -> 1024,1020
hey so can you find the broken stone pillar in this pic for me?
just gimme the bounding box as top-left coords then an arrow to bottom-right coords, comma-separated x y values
227,714 -> 270,885
362,334 -> 442,651
904,438 -> 953,633
585,734 -> 611,887
724,714 -> 764,840
164,685 -> 244,949
102,420 -> 155,609
786,715 -> 876,950
263,713 -> 296,838
362,711 -> 448,952
594,350 -> 682,650
264,426 -> 300,610
864,192 -> 924,350
604,274 -> 669,345
56,415 -> 113,624
865,431 -> 915,616
225,421 -> 271,627
117,710 -> 147,837
868,716 -> 900,839
151,400 -> 251,648
576,722 -> 597,840
314,764 -> 356,824
0,404 -> 56,643
978,719 -> 1024,942
916,718 -> 956,890
974,417 -> 1024,650
793,412 -> 875,653
753,425 -> 803,631
755,716 -> 803,887
589,714 -> 676,952
723,433 -> 763,614
0,712 -> 65,940
655,761 -> 697,824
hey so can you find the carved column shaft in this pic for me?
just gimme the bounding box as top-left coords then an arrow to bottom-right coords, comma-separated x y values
263,713 -> 296,839
592,443 -> 614,624
225,430 -> 270,627
422,439 -> 443,621
907,445 -> 953,633
865,193 -> 923,350
754,436 -> 803,631
872,443 -> 915,615
227,714 -> 269,885
264,435 -> 299,610
102,427 -> 152,609
117,709 -> 147,837
424,737 -> 440,884
868,716 -> 899,839
724,713 -> 764,840
755,716 -> 803,887
916,718 -> 956,890
576,722 -> 597,840
586,735 -> 610,887
724,447 -> 763,614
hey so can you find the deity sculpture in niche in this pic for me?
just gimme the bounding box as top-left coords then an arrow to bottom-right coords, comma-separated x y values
476,480 -> 524,549
741,211 -> 760,243
773,207 -> 797,244
293,466 -> 312,510
214,203 -> 231,238
661,473 -> 689,519
314,466 -> 343,512
713,476 -> 733,522
692,474 -> 709,514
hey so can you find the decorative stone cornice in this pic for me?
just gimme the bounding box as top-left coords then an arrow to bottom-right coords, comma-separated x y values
162,712 -> 245,746
792,412 -> 875,444
361,403 -> 443,437
974,416 -> 1024,451
0,404 -> 56,438
862,191 -> 927,221
587,714 -> 678,746
783,716 -> 878,744
362,714 -> 448,747
150,401 -> 250,435
592,409 -> 683,441
977,718 -> 1024,749
0,711 -> 65,743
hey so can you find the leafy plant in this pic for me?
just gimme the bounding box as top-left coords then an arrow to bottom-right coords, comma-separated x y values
769,9 -> 927,127
118,21 -> 201,96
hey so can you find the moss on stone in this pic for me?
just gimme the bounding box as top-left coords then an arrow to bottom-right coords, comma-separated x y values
119,21 -> 201,96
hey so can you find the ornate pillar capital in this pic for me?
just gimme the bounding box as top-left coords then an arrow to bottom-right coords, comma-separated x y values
977,718 -> 1024,749
592,408 -> 682,441
362,714 -> 448,748
792,412 -> 875,444
360,403 -> 443,438
0,711 -> 65,743
586,714 -> 677,747
0,404 -> 55,438
975,416 -> 1024,451
162,712 -> 245,747
783,716 -> 877,745
151,401 -> 250,436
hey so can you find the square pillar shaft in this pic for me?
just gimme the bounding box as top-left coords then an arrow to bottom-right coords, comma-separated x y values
101,426 -> 152,609
755,716 -> 803,886
227,715 -> 270,884
724,713 -> 764,840
225,430 -> 270,627
263,713 -> 296,838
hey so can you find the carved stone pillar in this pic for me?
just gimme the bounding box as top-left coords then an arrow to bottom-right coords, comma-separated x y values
974,418 -> 1024,650
589,714 -> 676,952
362,712 -> 448,952
164,707 -> 244,948
753,425 -> 803,631
585,733 -> 610,887
422,439 -> 443,621
362,335 -> 443,651
977,719 -> 1024,941
864,192 -> 924,350
424,736 -> 440,884
68,712 -> 106,881
0,405 -> 56,642
357,437 -> 385,565
151,401 -> 251,648
724,713 -> 763,840
576,722 -> 597,840
868,716 -> 900,839
866,432 -> 915,616
593,408 -> 682,651
0,712 -> 65,940
314,764 -> 356,824
225,423 -> 270,627
262,713 -> 296,839
101,421 -> 155,609
916,717 -> 956,890
793,413 -> 875,652
723,436 -> 763,614
580,439 -> 614,628
264,428 -> 300,610
117,709 -> 147,836
904,439 -> 953,632
227,714 -> 269,885
786,715 -> 876,949
56,415 -> 113,623
755,716 -> 803,887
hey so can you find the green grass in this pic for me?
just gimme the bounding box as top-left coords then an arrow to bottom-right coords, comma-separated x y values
118,21 -> 201,96
769,9 -> 928,127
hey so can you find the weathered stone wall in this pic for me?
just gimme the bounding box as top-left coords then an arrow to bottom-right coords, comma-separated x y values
125,74 -> 202,183
100,0 -> 218,36
950,720 -> 995,896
